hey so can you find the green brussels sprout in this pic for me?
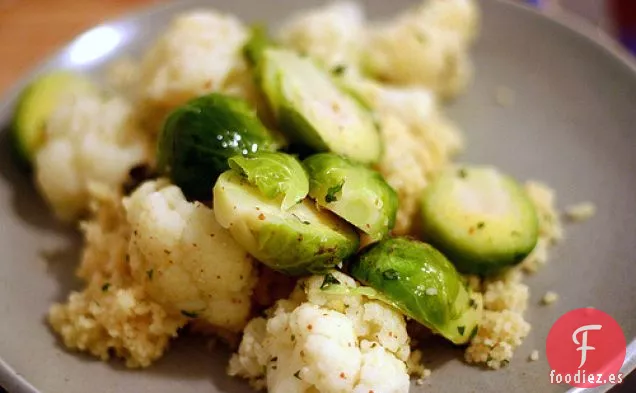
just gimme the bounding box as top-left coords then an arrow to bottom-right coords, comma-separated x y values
348,237 -> 481,345
11,71 -> 94,166
420,166 -> 539,276
303,153 -> 398,240
213,169 -> 359,275
228,151 -> 308,210
156,93 -> 277,200
256,48 -> 381,164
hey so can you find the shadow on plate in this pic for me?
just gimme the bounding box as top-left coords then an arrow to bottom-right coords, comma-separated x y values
46,327 -> 248,389
417,335 -> 466,371
147,335 -> 248,390
0,126 -> 85,302
0,127 -> 74,234
40,237 -> 84,301
409,322 -> 466,372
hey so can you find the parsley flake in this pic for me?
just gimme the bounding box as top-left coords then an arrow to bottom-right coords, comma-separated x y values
320,273 -> 341,289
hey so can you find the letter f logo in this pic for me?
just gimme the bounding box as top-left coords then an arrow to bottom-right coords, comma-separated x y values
572,324 -> 602,368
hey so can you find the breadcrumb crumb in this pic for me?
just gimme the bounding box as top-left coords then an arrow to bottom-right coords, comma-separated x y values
465,310 -> 531,369
406,349 -> 431,379
565,202 -> 596,222
541,291 -> 559,306
482,269 -> 528,313
495,86 -> 515,107
520,181 -> 563,273
529,350 -> 539,362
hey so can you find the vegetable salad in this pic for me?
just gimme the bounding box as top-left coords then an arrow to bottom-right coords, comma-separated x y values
11,0 -> 571,392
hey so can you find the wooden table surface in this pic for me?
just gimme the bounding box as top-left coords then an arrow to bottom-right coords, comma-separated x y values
0,0 -> 157,96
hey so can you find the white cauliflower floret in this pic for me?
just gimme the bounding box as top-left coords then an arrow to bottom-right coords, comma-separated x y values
354,341 -> 411,393
124,179 -> 257,332
137,11 -> 251,124
278,2 -> 365,70
412,0 -> 480,44
363,0 -> 479,98
304,273 -> 410,362
228,318 -> 270,385
229,272 -> 410,393
35,91 -> 149,221
281,304 -> 362,392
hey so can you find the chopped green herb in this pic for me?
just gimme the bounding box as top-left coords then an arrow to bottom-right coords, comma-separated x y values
320,273 -> 341,289
469,298 -> 478,309
302,220 -> 311,225
457,325 -> 465,336
181,310 -> 199,318
146,269 -> 154,280
382,269 -> 400,280
477,222 -> 485,229
101,283 -> 111,292
331,64 -> 347,75
325,180 -> 344,203
294,370 -> 302,380
458,168 -> 468,178
501,359 -> 510,367
469,325 -> 479,340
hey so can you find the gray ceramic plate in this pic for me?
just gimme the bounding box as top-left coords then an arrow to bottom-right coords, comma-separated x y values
1,0 -> 635,392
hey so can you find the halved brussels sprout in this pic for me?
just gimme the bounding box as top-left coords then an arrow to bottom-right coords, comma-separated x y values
420,165 -> 539,276
348,237 -> 481,345
11,71 -> 94,165
303,153 -> 397,240
228,151 -> 308,210
157,93 -> 277,200
213,170 -> 359,275
257,48 -> 381,164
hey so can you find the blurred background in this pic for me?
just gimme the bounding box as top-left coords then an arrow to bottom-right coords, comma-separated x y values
0,0 -> 635,96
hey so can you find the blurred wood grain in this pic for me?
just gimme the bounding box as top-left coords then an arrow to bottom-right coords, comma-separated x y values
0,0 -> 157,95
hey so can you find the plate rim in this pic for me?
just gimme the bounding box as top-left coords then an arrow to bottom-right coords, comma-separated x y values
0,1 -> 634,392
